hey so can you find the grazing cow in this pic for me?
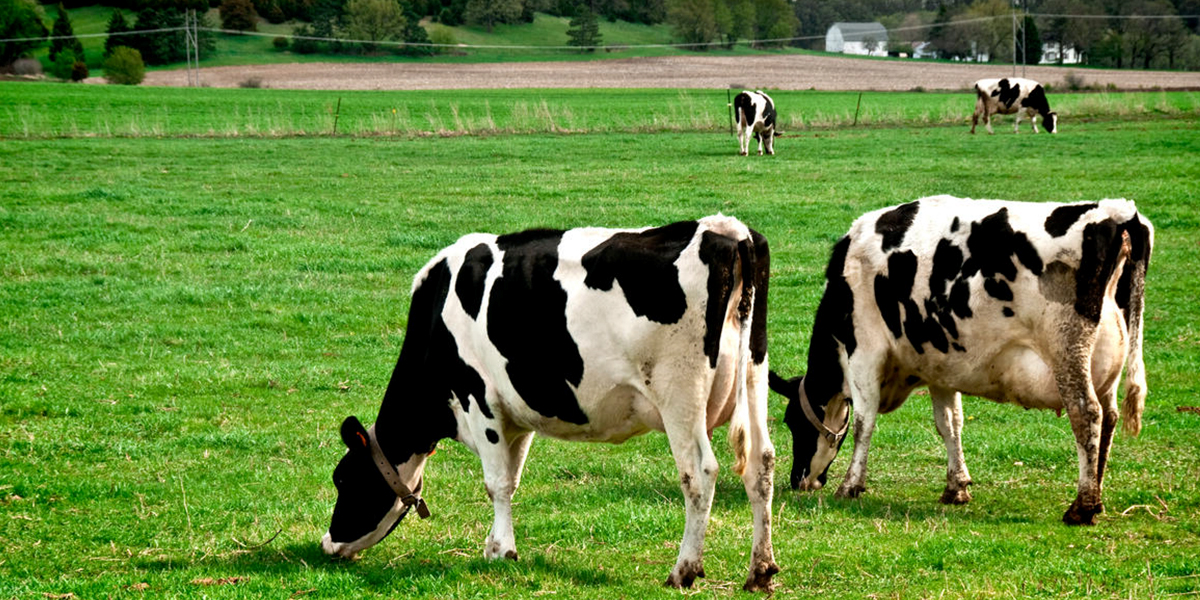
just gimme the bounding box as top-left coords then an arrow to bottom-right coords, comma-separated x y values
321,216 -> 779,591
734,90 -> 777,156
971,77 -> 1058,134
769,196 -> 1152,525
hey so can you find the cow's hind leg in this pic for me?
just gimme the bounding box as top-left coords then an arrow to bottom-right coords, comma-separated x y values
763,128 -> 775,156
662,415 -> 718,588
481,430 -> 535,560
739,366 -> 779,592
737,119 -> 750,156
930,386 -> 972,504
1057,346 -> 1105,525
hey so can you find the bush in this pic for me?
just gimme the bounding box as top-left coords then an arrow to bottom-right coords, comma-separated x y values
12,57 -> 42,76
292,24 -> 319,54
71,60 -> 89,82
273,35 -> 288,50
239,76 -> 264,88
103,46 -> 145,85
428,23 -> 456,53
49,49 -> 77,80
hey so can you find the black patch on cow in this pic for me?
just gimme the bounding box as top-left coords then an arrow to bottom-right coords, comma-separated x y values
952,342 -> 966,352
995,78 -> 1021,108
582,221 -> 697,325
1023,84 -> 1052,115
874,250 -> 917,342
984,278 -> 1014,302
963,208 -> 1044,281
456,243 -> 493,320
748,229 -> 770,365
875,273 -> 903,339
1114,216 -> 1152,324
951,217 -> 960,233
803,236 -> 856,405
734,92 -> 758,129
1074,219 -> 1125,323
876,201 -> 920,252
949,279 -> 973,319
1045,203 -> 1098,238
489,229 -> 589,425
485,429 -> 499,444
698,229 -> 739,368
929,239 -> 964,299
1003,307 -> 1015,317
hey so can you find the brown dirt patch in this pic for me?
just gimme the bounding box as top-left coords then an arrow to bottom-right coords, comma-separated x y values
133,54 -> 1200,91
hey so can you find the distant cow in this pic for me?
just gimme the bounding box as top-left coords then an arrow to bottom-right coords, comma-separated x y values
321,216 -> 779,591
734,90 -> 777,156
770,196 -> 1152,525
971,77 -> 1058,134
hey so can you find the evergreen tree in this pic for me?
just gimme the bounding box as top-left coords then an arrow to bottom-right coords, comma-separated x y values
566,6 -> 602,51
104,10 -> 130,57
49,3 -> 85,64
221,0 -> 260,31
0,0 -> 49,67
1018,13 -> 1042,65
401,7 -> 435,55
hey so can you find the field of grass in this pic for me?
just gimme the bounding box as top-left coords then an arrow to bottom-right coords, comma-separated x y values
4,82 -> 1199,138
2,87 -> 1198,599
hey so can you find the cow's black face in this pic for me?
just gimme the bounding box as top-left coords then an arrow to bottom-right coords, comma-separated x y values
321,416 -> 407,559
775,374 -> 847,491
1044,112 -> 1058,133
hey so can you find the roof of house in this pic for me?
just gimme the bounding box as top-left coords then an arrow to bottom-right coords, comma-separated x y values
827,22 -> 889,42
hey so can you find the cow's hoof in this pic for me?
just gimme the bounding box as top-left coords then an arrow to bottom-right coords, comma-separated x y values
835,483 -> 865,499
1063,499 -> 1102,526
940,486 -> 972,505
739,151 -> 748,156
504,549 -> 519,561
743,561 -> 780,592
664,561 -> 705,588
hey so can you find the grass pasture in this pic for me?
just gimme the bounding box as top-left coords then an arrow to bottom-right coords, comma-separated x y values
1,86 -> 1199,599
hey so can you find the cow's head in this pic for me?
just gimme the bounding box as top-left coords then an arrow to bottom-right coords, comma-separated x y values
321,416 -> 429,559
770,372 -> 850,491
1044,111 -> 1058,133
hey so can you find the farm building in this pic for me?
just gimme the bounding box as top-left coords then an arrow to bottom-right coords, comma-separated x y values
826,22 -> 889,57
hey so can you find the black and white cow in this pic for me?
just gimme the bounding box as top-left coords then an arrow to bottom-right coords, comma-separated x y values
770,196 -> 1152,525
734,90 -> 777,156
971,77 -> 1058,134
321,216 -> 779,591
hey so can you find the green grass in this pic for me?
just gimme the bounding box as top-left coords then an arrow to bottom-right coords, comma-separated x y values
1,95 -> 1199,599
4,82 -> 1199,138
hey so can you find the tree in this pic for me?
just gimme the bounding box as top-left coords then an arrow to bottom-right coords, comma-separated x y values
344,0 -> 406,50
751,0 -> 796,47
0,0 -> 48,68
463,0 -> 523,32
927,3 -> 958,58
128,7 -> 216,66
49,3 -> 85,64
221,0 -> 260,31
104,10 -> 130,57
103,45 -> 145,85
400,6 -> 435,55
964,0 -> 1012,61
1039,0 -> 1103,64
1017,13 -> 1042,65
566,5 -> 602,51
667,0 -> 718,46
49,47 -> 76,79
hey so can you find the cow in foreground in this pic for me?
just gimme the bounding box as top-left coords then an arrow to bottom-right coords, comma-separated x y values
770,195 -> 1152,525
971,77 -> 1058,134
321,216 -> 779,591
734,90 -> 777,156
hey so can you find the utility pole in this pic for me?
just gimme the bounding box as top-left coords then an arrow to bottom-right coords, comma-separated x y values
185,9 -> 198,87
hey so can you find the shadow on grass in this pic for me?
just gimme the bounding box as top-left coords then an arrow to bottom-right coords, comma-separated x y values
779,484 -> 1047,527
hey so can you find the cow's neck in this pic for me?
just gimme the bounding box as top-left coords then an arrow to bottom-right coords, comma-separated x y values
371,383 -> 456,468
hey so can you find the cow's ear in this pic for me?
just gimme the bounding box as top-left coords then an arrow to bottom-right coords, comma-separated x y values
767,370 -> 802,401
340,416 -> 370,452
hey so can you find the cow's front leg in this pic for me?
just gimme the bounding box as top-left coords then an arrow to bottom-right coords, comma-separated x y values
1057,360 -> 1104,525
662,417 -> 718,588
837,373 -> 881,499
1013,111 -> 1022,133
481,430 -> 534,560
931,386 -> 972,504
763,129 -> 775,156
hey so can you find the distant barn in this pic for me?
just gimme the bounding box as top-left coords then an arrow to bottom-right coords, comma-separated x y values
825,22 -> 889,57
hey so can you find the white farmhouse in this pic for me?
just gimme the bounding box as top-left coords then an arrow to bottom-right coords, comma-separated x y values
825,22 -> 889,57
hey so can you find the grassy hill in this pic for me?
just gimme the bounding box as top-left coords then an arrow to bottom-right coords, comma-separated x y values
35,7 -> 794,71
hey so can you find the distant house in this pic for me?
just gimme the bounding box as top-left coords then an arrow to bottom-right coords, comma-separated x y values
1040,42 -> 1082,65
825,22 -> 889,57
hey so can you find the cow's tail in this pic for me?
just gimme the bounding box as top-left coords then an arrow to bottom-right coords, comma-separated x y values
727,228 -> 768,477
1120,213 -> 1154,436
